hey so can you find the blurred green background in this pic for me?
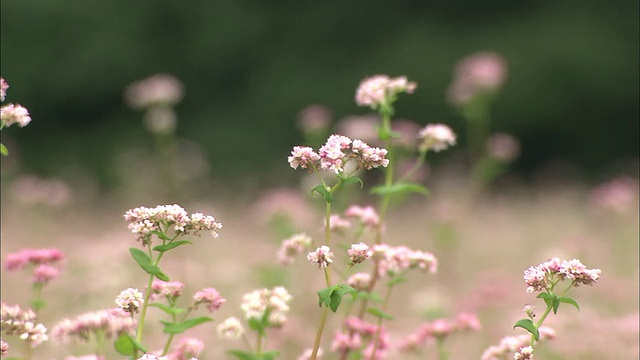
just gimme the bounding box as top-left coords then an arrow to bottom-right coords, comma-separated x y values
1,0 -> 638,191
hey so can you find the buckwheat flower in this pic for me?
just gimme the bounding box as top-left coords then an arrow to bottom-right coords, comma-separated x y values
344,205 -> 380,228
240,287 -> 291,327
297,348 -> 323,360
1,104 -> 31,128
217,317 -> 245,340
448,52 -> 507,105
328,214 -> 352,233
267,286 -> 292,327
32,264 -> 60,284
172,337 -> 204,359
559,258 -> 601,287
514,346 -> 534,360
487,132 -> 520,162
318,134 -> 352,173
125,74 -> 184,109
0,338 -> 7,357
193,288 -> 226,312
298,104 -> 332,133
277,233 -> 312,265
241,289 -> 269,321
5,247 -> 64,270
116,288 -> 144,314
588,176 -> 639,216
348,242 -> 372,264
307,245 -> 334,269
331,330 -> 362,352
480,326 -> 554,360
188,212 -> 223,238
0,78 -> 8,102
355,75 -> 416,109
288,146 -> 321,171
454,312 -> 482,331
418,124 -> 457,153
52,308 -> 135,344
351,139 -> 389,170
149,280 -> 185,300
409,250 -> 438,274
347,272 -> 372,291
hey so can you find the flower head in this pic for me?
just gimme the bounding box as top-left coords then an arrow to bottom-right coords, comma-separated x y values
355,75 -> 416,109
193,288 -> 226,312
217,317 -> 245,340
240,287 -> 292,327
348,242 -> 372,265
307,246 -> 334,269
277,233 -> 312,265
1,104 -> 31,128
149,280 -> 185,300
418,124 -> 457,153
5,248 -> 65,270
448,52 -> 508,105
52,308 -> 135,344
1,302 -> 48,347
171,337 -> 204,360
344,205 -> 380,228
1,78 -> 8,102
523,258 -> 600,293
116,288 -> 144,314
125,74 -> 184,109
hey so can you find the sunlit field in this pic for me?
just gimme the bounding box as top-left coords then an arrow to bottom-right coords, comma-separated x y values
1,70 -> 638,360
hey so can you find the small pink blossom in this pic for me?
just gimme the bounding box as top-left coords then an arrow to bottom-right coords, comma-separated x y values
448,52 -> 508,105
355,75 -> 416,109
32,264 -> 60,284
288,146 -> 321,170
217,317 -> 245,340
486,132 -> 520,162
514,346 -> 534,360
277,233 -> 312,265
170,337 -> 204,360
588,176 -> 639,216
116,288 -> 144,314
331,330 -> 362,352
240,287 -> 291,327
524,257 -> 600,293
0,78 -> 8,102
51,308 -> 135,344
1,104 -> 31,128
307,245 -> 334,269
297,104 -> 332,133
347,272 -> 372,291
348,242 -> 372,264
418,124 -> 457,153
1,302 -> 48,347
344,205 -> 380,228
193,288 -> 226,312
481,326 -> 554,360
5,248 -> 64,270
328,214 -> 352,232
149,280 -> 185,300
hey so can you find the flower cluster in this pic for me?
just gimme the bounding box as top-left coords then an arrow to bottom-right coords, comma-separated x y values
240,287 -> 292,327
355,75 -> 416,109
418,124 -> 457,153
0,78 -> 32,129
0,302 -> 49,347
125,74 -> 184,109
480,326 -> 555,360
277,233 -> 312,265
523,258 -> 601,293
149,280 -> 185,300
372,244 -> 438,277
169,337 -> 204,360
51,308 -> 136,344
447,52 -> 508,105
217,317 -> 245,340
348,242 -> 372,265
588,176 -> 639,216
288,134 -> 389,174
344,205 -> 380,228
398,313 -> 481,352
124,204 -> 222,245
307,245 -> 334,269
4,247 -> 65,285
115,288 -> 144,314
347,272 -> 372,291
193,288 -> 226,313
331,316 -> 390,359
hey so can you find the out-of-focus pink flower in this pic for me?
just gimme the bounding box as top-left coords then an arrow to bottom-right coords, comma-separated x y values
344,205 -> 380,228
1,302 -> 48,347
52,308 -> 135,344
298,104 -> 332,133
331,330 -> 362,352
277,233 -> 312,265
391,119 -> 421,150
115,288 -> 144,314
1,78 -> 8,102
240,287 -> 291,327
347,272 -> 372,291
217,317 -> 245,340
448,52 -> 507,105
32,264 -> 60,285
170,337 -> 204,360
355,75 -> 416,109
193,288 -> 226,312
5,248 -> 65,270
125,74 -> 183,109
486,132 -> 520,162
418,124 -> 457,153
1,104 -> 31,128
12,176 -> 73,207
149,280 -> 185,300
588,176 -> 639,216
336,115 -> 380,145
480,326 -> 554,360
373,244 -> 438,277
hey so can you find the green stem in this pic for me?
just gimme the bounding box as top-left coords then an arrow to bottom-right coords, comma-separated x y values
436,337 -> 449,360
310,306 -> 330,360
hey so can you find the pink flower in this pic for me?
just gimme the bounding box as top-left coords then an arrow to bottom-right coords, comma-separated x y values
51,308 -> 135,344
288,146 -> 321,170
514,346 -> 534,360
0,78 -> 8,102
347,272 -> 372,291
348,242 -> 372,264
319,134 -> 352,173
217,317 -> 245,340
331,330 -> 362,352
149,280 -> 185,300
297,104 -> 332,133
116,288 -> 144,314
524,257 -> 600,293
448,52 -> 508,105
344,205 -> 380,228
240,287 -> 291,327
307,246 -> 334,269
277,233 -> 312,265
5,248 -> 65,270
1,104 -> 31,128
193,288 -> 226,312
1,302 -> 48,347
32,264 -> 60,284
486,132 -> 520,162
589,176 -> 639,216
351,139 -> 389,170
355,75 -> 416,109
418,124 -> 457,153
170,337 -> 204,360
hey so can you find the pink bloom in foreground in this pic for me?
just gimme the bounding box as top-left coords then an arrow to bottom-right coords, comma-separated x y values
193,288 -> 226,312
1,104 -> 31,128
307,245 -> 334,269
418,124 -> 457,153
348,242 -> 372,264
355,75 -> 416,109
1,302 -> 49,347
288,146 -> 321,171
523,257 -> 600,293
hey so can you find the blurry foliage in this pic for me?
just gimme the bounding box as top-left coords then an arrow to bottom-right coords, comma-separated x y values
1,0 -> 638,190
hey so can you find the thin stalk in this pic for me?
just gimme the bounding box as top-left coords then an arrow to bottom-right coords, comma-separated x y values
310,306 -> 330,360
436,338 -> 449,360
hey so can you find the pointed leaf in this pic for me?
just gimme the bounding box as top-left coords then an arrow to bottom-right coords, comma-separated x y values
339,176 -> 364,190
370,183 -> 430,197
536,292 -> 557,309
129,248 -> 170,280
148,303 -> 187,315
150,230 -> 173,241
329,284 -> 357,312
557,296 -> 580,312
513,318 -> 539,340
0,143 -> 8,156
318,286 -> 334,308
162,316 -> 214,334
153,240 -> 192,252
114,333 -> 147,355
311,185 -> 333,203
367,307 -> 395,320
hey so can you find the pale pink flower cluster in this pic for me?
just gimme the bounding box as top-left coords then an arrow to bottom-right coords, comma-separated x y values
169,337 -> 204,360
480,327 -> 555,360
5,247 -> 65,285
328,214 -> 352,232
193,288 -> 226,312
307,245 -> 334,269
332,316 -> 390,359
12,175 -> 73,207
115,288 -> 144,314
344,205 -> 380,228
418,124 -> 457,153
523,258 -> 601,293
448,52 -> 508,105
398,313 -> 481,352
277,233 -> 312,265
149,280 -> 185,300
297,348 -> 323,360
486,133 -> 520,162
0,78 -> 8,101
514,346 -> 534,360
125,74 -> 184,109
373,244 -> 438,277
51,308 -> 135,344
288,134 -> 389,174
217,317 -> 245,340
355,75 -> 417,109
348,242 -> 372,265
124,204 -> 222,245
240,287 -> 292,327
347,272 -> 372,291
588,176 -> 639,216
1,104 -> 31,128
0,302 -> 48,347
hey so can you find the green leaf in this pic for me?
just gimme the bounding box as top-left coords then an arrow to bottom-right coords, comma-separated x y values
162,316 -> 214,334
114,333 -> 147,355
0,143 -> 8,156
370,183 -> 430,197
247,316 -> 268,336
228,350 -> 258,360
329,284 -> 357,312
367,307 -> 395,320
148,303 -> 187,315
258,351 -> 280,360
513,318 -> 539,340
557,296 -> 580,312
339,176 -> 364,190
30,299 -> 47,311
153,240 -> 192,252
318,286 -> 334,308
356,291 -> 383,303
311,184 -> 332,203
150,230 -> 173,241
536,292 -> 557,309
129,248 -> 170,281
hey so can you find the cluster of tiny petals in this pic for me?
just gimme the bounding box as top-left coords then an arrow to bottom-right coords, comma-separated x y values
514,346 -> 534,360
480,326 -> 555,360
347,272 -> 372,291
307,245 -> 334,269
51,308 -> 136,344
217,317 -> 245,340
328,214 -> 352,232
124,204 -> 222,245
288,135 -> 389,174
355,75 -> 417,108
116,288 -> 144,314
169,337 -> 204,360
418,124 -> 457,152
1,104 -> 31,128
149,280 -> 185,300
0,302 -> 48,347
32,264 -> 60,284
0,77 -> 8,101
277,233 -> 312,265
5,247 -> 65,270
373,244 -> 438,276
348,242 -> 372,264
448,52 -> 507,105
523,258 -> 601,293
399,313 -> 481,352
193,288 -> 226,312
240,287 -> 292,327
1,338 -> 7,357
335,316 -> 390,359
344,205 -> 380,228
